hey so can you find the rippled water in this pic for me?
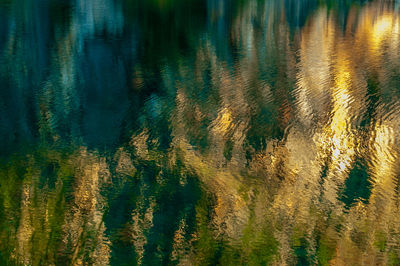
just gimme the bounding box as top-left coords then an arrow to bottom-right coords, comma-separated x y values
1,0 -> 400,265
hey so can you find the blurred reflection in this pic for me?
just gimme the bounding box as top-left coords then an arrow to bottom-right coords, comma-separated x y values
1,0 -> 400,265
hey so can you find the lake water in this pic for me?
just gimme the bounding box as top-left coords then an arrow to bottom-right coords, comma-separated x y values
1,0 -> 400,265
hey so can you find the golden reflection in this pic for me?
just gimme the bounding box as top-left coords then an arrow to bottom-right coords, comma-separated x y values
325,60 -> 356,176
372,15 -> 394,44
63,149 -> 111,266
131,198 -> 156,265
4,0 -> 400,265
211,107 -> 234,136
165,1 -> 400,264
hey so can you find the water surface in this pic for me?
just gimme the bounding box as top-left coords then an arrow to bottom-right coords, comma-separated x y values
1,0 -> 400,265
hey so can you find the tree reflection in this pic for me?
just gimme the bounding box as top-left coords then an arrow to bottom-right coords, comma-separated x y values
1,0 -> 400,265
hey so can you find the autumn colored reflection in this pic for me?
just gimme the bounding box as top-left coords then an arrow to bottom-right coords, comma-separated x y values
1,0 -> 400,265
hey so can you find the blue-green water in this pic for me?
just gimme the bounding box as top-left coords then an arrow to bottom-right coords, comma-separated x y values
1,0 -> 400,265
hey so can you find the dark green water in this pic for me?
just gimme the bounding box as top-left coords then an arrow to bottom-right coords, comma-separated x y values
1,0 -> 400,265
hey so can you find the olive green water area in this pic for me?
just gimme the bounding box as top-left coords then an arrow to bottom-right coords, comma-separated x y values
1,0 -> 400,265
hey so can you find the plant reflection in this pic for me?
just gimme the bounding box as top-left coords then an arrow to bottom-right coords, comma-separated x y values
1,0 -> 400,265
